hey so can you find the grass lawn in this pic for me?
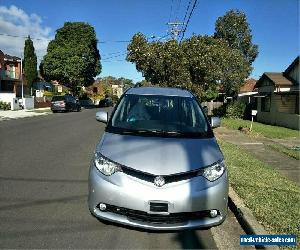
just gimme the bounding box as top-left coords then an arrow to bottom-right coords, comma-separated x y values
267,144 -> 300,160
219,140 -> 300,247
221,118 -> 299,139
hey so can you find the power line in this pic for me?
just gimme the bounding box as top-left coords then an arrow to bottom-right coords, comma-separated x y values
0,32 -> 164,45
182,0 -> 193,24
101,59 -> 126,63
0,32 -> 130,44
180,0 -> 198,42
153,34 -> 171,42
98,40 -> 130,44
0,32 -> 52,41
101,51 -> 125,57
101,51 -> 127,60
175,0 -> 182,21
168,0 -> 175,22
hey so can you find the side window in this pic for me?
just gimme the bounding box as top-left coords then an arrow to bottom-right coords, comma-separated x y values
112,96 -> 130,124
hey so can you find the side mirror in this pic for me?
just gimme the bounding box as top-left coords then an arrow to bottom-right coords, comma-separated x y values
96,111 -> 108,123
210,117 -> 221,128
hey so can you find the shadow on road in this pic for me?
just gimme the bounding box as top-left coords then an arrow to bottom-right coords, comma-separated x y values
173,230 -> 210,249
0,194 -> 87,211
0,176 -> 87,183
0,223 -> 101,239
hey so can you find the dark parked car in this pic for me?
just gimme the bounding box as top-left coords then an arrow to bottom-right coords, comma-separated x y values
79,98 -> 96,109
98,97 -> 113,107
51,95 -> 81,113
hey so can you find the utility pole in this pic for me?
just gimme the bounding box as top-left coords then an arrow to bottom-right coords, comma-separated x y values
20,53 -> 24,100
167,21 -> 185,41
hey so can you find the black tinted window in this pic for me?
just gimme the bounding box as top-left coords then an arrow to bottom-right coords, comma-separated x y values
52,96 -> 65,101
109,94 -> 209,136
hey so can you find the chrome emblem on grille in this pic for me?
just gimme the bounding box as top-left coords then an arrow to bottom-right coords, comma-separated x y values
154,176 -> 165,187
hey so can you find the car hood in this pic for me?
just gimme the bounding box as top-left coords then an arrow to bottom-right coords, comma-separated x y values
97,132 -> 223,176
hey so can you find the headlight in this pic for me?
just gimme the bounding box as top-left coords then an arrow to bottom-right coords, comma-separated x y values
202,160 -> 225,182
94,153 -> 121,176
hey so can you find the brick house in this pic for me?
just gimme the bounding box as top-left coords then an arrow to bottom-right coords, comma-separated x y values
0,50 -> 28,98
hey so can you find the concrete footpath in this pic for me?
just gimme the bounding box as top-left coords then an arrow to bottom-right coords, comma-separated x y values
0,108 -> 51,121
215,126 -> 300,185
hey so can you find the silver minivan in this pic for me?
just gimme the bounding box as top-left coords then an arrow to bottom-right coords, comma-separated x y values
88,87 -> 228,230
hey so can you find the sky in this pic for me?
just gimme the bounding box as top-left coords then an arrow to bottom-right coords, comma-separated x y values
0,0 -> 299,83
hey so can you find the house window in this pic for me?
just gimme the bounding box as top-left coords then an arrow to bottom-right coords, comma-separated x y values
261,96 -> 271,112
9,64 -> 15,78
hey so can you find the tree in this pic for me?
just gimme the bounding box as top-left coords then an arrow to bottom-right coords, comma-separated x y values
42,22 -> 101,92
135,79 -> 153,87
214,10 -> 258,64
23,36 -> 37,90
126,33 -> 190,87
127,33 -> 250,100
182,35 -> 250,99
118,77 -> 134,90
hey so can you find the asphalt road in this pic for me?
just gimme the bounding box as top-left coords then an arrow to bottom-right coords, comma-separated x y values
0,109 -> 252,249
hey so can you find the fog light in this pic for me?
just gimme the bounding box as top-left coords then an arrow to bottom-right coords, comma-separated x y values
99,203 -> 106,211
210,209 -> 218,218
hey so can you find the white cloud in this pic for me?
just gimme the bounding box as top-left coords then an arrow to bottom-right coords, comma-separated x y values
0,5 -> 52,64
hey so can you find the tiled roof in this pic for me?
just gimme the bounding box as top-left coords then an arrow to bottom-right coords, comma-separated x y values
240,78 -> 257,92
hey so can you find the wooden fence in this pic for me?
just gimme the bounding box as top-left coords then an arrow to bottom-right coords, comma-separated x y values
201,101 -> 224,115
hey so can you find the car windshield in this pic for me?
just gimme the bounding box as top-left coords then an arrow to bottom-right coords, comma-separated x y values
108,94 -> 210,137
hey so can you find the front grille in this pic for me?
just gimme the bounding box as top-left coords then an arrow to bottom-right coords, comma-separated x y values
150,202 -> 168,212
101,204 -> 211,224
121,166 -> 203,184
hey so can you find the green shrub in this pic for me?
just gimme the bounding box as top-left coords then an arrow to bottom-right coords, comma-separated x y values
212,105 -> 227,117
43,91 -> 54,97
112,95 -> 119,104
225,101 -> 246,119
0,101 -> 11,110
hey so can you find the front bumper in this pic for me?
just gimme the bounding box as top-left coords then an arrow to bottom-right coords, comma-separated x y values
88,164 -> 228,230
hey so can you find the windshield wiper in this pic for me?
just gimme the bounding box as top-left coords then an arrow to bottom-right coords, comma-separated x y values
139,130 -> 185,137
118,129 -> 205,137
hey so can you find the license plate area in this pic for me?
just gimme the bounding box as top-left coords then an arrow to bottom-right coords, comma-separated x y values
149,201 -> 168,213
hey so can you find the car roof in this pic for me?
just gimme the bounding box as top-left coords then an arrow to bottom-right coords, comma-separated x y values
126,87 -> 193,98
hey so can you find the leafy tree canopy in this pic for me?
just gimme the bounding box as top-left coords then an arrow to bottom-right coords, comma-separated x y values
127,33 -> 190,88
182,35 -> 250,98
127,33 -> 250,100
94,76 -> 134,94
41,22 -> 101,91
23,36 -> 37,89
214,9 -> 258,64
